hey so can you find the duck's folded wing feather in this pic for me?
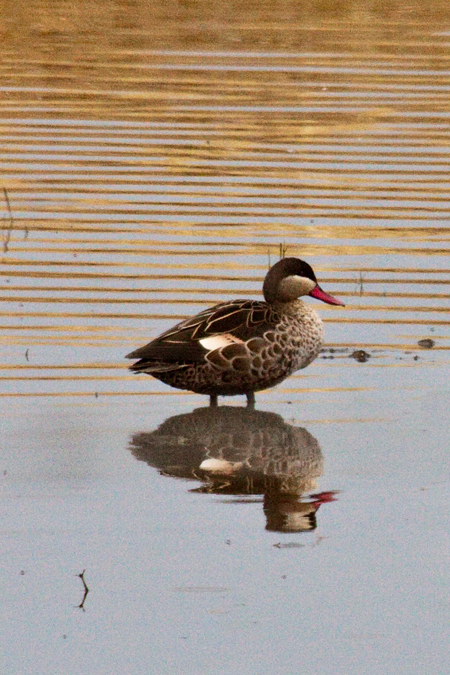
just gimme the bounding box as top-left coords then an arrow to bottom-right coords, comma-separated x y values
126,300 -> 278,365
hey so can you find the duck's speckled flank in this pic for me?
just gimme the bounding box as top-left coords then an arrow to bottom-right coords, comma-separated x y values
160,299 -> 323,396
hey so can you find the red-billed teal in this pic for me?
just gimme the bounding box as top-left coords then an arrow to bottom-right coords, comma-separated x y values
126,257 -> 344,406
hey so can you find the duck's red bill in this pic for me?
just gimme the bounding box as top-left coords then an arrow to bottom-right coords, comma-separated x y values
309,285 -> 345,306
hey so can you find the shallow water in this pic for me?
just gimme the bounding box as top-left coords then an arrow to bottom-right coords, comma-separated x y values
1,1 -> 449,674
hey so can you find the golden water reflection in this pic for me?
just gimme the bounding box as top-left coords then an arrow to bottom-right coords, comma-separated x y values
0,0 -> 449,400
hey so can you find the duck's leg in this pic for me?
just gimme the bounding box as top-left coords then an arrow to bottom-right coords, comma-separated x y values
209,394 -> 218,407
246,391 -> 255,408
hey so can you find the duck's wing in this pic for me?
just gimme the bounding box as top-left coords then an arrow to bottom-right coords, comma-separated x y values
126,299 -> 279,367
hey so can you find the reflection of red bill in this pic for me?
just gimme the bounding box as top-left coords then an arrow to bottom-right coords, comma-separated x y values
310,491 -> 339,504
309,285 -> 345,306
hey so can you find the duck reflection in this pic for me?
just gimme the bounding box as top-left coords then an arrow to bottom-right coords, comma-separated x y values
129,406 -> 336,532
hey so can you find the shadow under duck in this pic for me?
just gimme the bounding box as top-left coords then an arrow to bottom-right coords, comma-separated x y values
126,257 -> 344,406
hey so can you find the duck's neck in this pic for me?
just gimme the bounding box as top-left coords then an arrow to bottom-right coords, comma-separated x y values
273,298 -> 310,314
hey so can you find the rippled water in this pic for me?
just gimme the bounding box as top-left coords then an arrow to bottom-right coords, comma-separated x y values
2,1 -> 449,674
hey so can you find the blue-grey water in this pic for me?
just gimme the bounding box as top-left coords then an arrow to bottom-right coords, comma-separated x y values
1,1 -> 449,674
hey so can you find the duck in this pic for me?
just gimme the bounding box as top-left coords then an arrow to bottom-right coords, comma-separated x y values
126,257 -> 344,407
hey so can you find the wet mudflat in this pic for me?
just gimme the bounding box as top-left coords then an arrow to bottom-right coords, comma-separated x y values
1,1 -> 449,674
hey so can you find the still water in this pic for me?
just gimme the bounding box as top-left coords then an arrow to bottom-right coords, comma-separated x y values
1,1 -> 449,674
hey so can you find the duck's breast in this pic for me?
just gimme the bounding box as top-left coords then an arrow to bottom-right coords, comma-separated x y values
275,300 -> 324,371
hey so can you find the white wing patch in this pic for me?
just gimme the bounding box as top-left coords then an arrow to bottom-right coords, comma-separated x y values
199,458 -> 244,474
199,334 -> 244,351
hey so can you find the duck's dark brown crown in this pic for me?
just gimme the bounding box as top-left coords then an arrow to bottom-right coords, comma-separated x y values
263,257 -> 317,303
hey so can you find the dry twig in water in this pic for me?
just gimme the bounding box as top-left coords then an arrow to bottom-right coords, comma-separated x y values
2,188 -> 14,253
76,569 -> 89,610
